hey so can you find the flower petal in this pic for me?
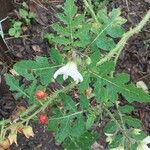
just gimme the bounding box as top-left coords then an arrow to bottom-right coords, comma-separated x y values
143,136 -> 150,144
53,65 -> 67,79
53,61 -> 83,84
137,144 -> 150,150
63,74 -> 68,80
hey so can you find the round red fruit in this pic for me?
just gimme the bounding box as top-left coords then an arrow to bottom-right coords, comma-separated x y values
39,114 -> 48,125
35,90 -> 47,100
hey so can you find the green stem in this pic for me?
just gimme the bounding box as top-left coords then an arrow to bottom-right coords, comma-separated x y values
83,0 -> 99,23
31,64 -> 63,72
1,82 -> 76,133
103,105 -> 136,145
96,10 -> 150,66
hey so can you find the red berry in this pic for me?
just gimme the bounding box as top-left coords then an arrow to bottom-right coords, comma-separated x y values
35,90 -> 47,100
39,114 -> 48,125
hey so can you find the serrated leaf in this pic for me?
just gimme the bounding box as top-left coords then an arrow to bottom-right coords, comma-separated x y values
63,132 -> 98,150
97,61 -> 115,76
52,36 -> 71,45
60,93 -> 77,112
109,8 -> 121,20
79,74 -> 90,94
89,49 -> 101,65
13,60 -> 36,80
64,0 -> 77,18
56,118 -> 71,143
91,65 -> 150,103
96,35 -> 116,51
14,56 -> 55,86
52,23 -> 70,36
86,114 -> 95,129
106,25 -> 125,38
72,15 -> 84,27
57,13 -> 70,24
48,119 -> 59,132
5,74 -> 29,99
50,48 -> 62,65
71,114 -> 85,137
80,94 -> 89,110
97,10 -> 109,24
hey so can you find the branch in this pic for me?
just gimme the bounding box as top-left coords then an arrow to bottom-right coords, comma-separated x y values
96,10 -> 150,66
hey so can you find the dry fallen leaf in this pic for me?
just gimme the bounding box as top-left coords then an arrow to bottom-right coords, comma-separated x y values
136,80 -> 148,93
91,142 -> 105,150
31,45 -> 41,52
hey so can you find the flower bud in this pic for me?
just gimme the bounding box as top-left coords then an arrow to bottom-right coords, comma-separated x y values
35,90 -> 47,100
0,139 -> 10,149
22,126 -> 34,139
8,132 -> 17,145
39,114 -> 48,125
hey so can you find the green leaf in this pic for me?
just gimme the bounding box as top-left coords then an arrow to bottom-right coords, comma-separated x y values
50,48 -> 63,64
13,56 -> 55,86
79,74 -> 90,94
19,8 -> 28,18
71,114 -> 85,137
109,8 -> 121,19
119,105 -> 134,114
13,21 -> 22,28
64,0 -> 77,18
56,118 -> 71,143
63,132 -> 99,150
60,93 -> 77,112
57,13 -> 70,24
34,57 -> 55,86
52,23 -> 70,36
131,131 -> 146,141
106,26 -> 125,38
8,28 -> 16,36
80,94 -> 89,110
86,113 -> 95,129
52,36 -> 71,45
89,49 -> 101,65
96,35 -> 116,51
97,10 -> 109,24
91,64 -> 150,103
104,121 -> 118,134
14,31 -> 22,38
44,32 -> 54,40
109,134 -> 123,149
5,74 -> 29,99
97,61 -> 115,76
72,15 -> 84,27
123,116 -> 142,128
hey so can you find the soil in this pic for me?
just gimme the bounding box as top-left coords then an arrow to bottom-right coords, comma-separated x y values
0,0 -> 149,149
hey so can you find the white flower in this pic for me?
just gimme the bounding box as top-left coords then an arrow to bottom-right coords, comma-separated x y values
53,61 -> 83,84
110,146 -> 124,150
137,136 -> 150,150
